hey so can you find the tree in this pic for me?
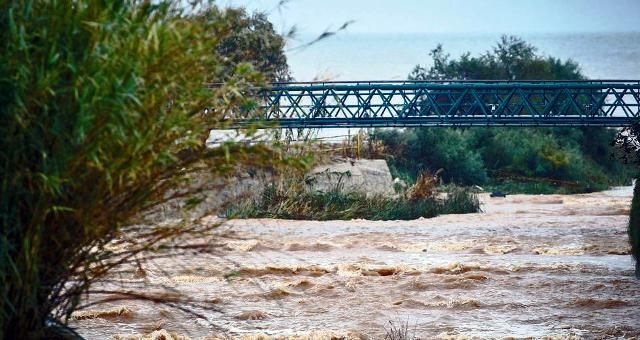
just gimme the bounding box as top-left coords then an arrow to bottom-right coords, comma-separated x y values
612,124 -> 640,278
0,1 -> 299,337
628,176 -> 640,278
207,7 -> 291,82
410,35 -> 583,81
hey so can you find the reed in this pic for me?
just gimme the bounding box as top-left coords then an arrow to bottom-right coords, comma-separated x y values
226,172 -> 479,221
0,1 -> 306,337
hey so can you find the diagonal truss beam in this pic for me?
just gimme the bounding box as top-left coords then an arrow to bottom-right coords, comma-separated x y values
225,80 -> 640,128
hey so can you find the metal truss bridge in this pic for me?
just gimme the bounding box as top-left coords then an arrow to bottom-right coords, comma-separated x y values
230,80 -> 640,128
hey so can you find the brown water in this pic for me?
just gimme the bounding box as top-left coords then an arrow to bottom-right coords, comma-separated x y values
73,187 -> 640,339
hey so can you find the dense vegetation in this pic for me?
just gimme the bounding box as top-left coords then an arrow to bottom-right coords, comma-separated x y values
0,1 -> 303,338
375,126 -> 628,193
374,36 -> 631,193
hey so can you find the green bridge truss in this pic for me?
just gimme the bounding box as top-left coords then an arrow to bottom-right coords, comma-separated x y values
232,80 -> 640,128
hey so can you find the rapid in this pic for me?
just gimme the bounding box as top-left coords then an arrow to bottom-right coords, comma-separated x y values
73,187 -> 640,339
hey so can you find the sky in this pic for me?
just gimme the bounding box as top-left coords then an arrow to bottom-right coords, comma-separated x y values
222,0 -> 640,35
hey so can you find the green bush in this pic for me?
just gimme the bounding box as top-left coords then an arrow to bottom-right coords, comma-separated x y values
376,126 -> 628,193
469,127 -> 627,192
373,128 -> 487,185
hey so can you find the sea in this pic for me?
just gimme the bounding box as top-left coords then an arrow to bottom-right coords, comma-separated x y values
286,32 -> 640,81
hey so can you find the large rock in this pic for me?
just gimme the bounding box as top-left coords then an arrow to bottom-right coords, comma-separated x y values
144,159 -> 397,222
307,159 -> 395,197
142,171 -> 267,222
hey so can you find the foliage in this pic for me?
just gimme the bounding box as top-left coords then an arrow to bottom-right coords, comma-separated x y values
226,172 -> 479,221
612,123 -> 640,166
468,127 -> 623,191
611,123 -> 640,277
373,129 -> 487,185
410,35 -> 584,81
0,1 -> 302,338
207,6 -> 290,82
407,172 -> 437,201
375,126 -> 628,193
374,36 -> 630,193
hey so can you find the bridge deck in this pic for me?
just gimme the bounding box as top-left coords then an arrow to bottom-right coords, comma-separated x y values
230,80 -> 640,128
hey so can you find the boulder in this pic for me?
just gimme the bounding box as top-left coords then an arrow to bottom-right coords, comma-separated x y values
307,159 -> 395,197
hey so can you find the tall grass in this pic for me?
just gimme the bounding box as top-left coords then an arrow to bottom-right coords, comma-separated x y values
0,1 -> 304,337
226,173 -> 479,221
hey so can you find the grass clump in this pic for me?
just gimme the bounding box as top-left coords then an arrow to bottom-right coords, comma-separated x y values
384,318 -> 418,340
226,173 -> 479,221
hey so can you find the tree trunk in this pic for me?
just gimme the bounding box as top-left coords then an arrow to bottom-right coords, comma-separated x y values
629,179 -> 640,279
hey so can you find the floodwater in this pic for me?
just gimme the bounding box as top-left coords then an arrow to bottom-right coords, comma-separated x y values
73,187 -> 640,339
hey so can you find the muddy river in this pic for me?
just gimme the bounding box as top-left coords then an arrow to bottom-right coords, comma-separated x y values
73,187 -> 640,339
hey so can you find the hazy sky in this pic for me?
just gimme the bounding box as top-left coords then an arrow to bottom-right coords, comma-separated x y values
223,0 -> 640,35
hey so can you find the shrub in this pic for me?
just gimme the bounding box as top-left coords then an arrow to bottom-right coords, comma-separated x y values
373,128 -> 488,185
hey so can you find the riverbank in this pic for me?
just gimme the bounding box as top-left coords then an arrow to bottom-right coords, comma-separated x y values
72,187 -> 640,339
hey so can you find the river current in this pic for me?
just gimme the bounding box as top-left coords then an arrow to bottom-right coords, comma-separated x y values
73,187 -> 640,339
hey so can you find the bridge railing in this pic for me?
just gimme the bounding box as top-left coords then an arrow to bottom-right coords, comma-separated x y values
214,80 -> 640,128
